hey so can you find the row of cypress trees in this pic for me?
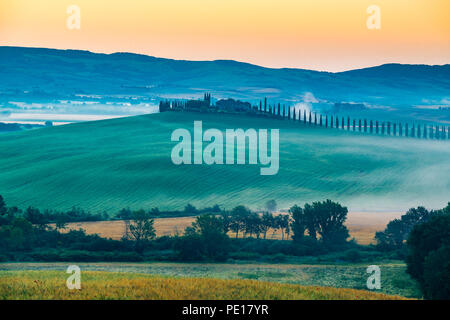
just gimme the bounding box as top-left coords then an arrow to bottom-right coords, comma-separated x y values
258,98 -> 449,140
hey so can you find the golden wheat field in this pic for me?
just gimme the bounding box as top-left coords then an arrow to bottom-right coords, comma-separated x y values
0,271 -> 410,300
55,212 -> 402,245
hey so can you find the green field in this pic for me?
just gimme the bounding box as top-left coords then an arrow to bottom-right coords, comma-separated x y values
0,112 -> 448,212
0,262 -> 419,299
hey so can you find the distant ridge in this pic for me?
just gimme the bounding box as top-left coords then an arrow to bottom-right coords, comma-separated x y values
0,46 -> 449,105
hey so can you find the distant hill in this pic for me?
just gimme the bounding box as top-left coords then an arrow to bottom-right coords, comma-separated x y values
0,111 -> 448,213
0,46 -> 449,106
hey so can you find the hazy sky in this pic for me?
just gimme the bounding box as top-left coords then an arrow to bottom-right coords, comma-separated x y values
0,0 -> 448,71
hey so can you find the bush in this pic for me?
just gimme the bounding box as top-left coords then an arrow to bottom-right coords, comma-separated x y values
342,249 -> 363,262
422,245 -> 450,299
406,213 -> 450,299
229,251 -> 262,261
265,253 -> 288,263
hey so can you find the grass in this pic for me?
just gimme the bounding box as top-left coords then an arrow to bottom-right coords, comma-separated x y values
0,262 -> 422,298
0,111 -> 448,213
0,270 -> 411,300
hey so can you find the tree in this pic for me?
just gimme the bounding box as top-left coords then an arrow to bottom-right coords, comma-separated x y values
265,200 -> 277,213
274,214 -> 290,240
116,208 -> 133,220
0,195 -> 6,217
243,212 -> 262,238
229,205 -> 250,238
0,195 -> 16,226
406,212 -> 450,299
375,206 -> 435,250
182,214 -> 230,261
24,206 -> 47,229
125,210 -> 156,252
184,203 -> 198,214
422,245 -> 450,300
304,200 -> 349,244
260,212 -> 274,239
289,205 -> 306,241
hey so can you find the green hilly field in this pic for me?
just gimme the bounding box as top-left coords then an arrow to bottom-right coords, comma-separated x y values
0,112 -> 448,213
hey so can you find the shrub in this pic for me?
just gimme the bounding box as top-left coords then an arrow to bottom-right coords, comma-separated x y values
422,245 -> 450,299
406,213 -> 450,299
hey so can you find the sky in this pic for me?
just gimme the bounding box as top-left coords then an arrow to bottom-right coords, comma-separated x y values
0,0 -> 449,72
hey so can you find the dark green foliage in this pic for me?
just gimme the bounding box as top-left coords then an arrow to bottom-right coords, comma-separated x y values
302,200 -> 349,244
376,206 -> 435,251
406,212 -> 450,299
229,205 -> 251,238
124,210 -> 156,252
422,245 -> 450,300
176,214 -> 230,261
290,205 -> 306,241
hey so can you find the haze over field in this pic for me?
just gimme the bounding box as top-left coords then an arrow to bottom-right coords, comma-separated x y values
0,112 -> 448,213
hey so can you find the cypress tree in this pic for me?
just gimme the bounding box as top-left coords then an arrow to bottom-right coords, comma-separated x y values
381,122 -> 385,134
359,119 -> 362,132
314,113 -> 317,125
304,110 -> 307,123
399,123 -> 403,136
393,123 -> 397,136
353,119 -> 356,131
325,115 -> 328,128
364,119 -> 367,132
320,114 -> 323,126
309,111 -> 312,124
411,124 -> 415,138
370,120 -> 373,133
405,124 -> 409,137
293,107 -> 296,121
347,117 -> 350,130
288,106 -> 291,119
330,116 -> 334,128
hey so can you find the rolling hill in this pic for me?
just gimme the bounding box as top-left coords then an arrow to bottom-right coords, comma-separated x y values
0,46 -> 449,105
0,111 -> 448,213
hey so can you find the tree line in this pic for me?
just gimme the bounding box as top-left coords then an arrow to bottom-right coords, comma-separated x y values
256,98 -> 450,140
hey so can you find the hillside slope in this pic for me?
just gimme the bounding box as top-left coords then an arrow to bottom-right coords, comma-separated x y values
0,46 -> 449,105
0,112 -> 449,212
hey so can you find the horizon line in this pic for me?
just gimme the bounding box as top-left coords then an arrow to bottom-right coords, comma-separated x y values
2,45 -> 449,74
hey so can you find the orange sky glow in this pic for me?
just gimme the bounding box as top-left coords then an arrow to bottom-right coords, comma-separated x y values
0,0 -> 449,71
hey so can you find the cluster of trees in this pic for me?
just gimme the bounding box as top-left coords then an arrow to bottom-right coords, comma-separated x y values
256,97 -> 450,140
375,204 -> 449,252
3,192 -> 450,299
373,202 -> 450,299
221,205 -> 291,240
405,204 -> 450,299
115,203 -> 221,220
0,195 -> 222,229
0,196 -> 107,229
175,200 -> 351,261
